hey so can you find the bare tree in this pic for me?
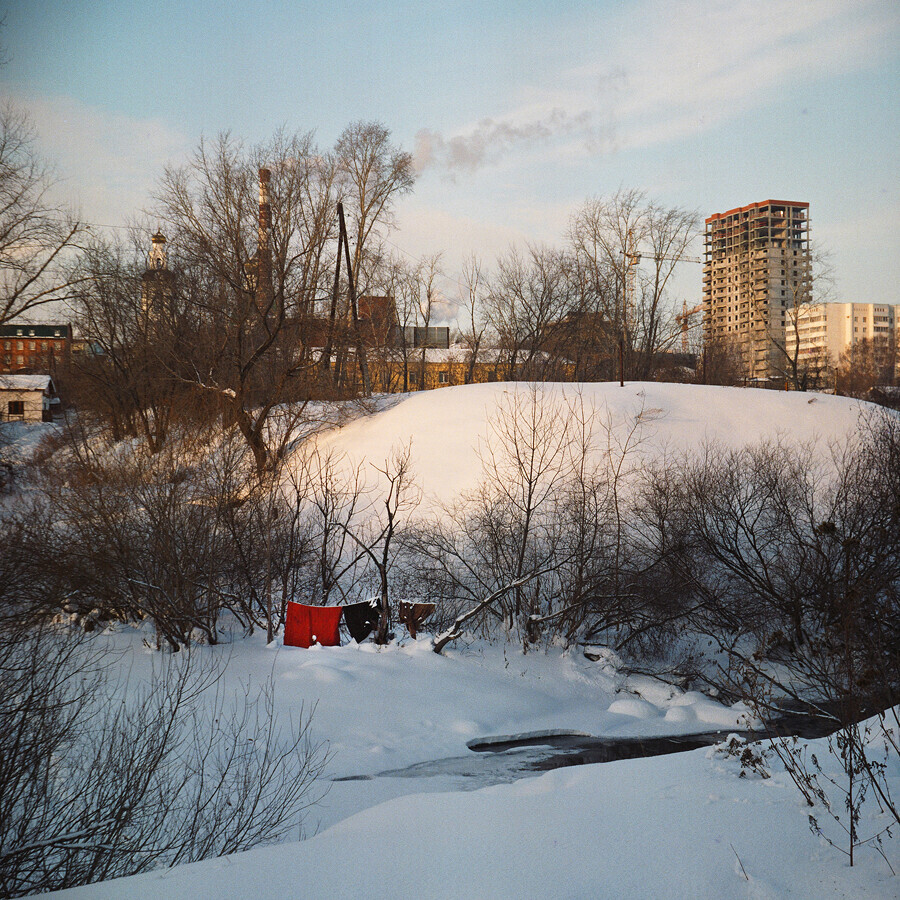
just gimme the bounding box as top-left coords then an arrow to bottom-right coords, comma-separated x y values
296,443 -> 421,642
412,253 -> 444,389
407,385 -> 581,650
376,255 -> 418,392
334,121 -> 415,291
568,190 -> 698,380
770,245 -> 833,391
154,130 -> 335,474
485,245 -> 575,381
698,336 -> 745,386
0,623 -> 328,897
299,447 -> 371,607
0,103 -> 84,326
209,431 -> 315,644
457,254 -> 490,384
328,122 -> 415,393
338,443 -> 421,643
68,235 -> 196,451
837,337 -> 897,397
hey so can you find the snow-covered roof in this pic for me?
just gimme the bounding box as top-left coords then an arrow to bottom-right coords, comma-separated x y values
409,347 -> 566,364
0,374 -> 54,393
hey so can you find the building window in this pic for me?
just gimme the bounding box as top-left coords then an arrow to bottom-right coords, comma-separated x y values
438,371 -> 449,384
7,400 -> 25,418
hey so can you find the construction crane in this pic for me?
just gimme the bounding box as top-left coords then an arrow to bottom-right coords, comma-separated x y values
623,232 -> 702,321
675,301 -> 705,352
622,230 -> 703,357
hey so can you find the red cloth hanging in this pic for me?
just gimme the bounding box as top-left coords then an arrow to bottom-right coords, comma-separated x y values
284,602 -> 343,648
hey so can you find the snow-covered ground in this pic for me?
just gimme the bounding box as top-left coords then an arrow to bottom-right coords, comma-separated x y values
32,383 -> 898,898
45,632 -> 899,900
0,419 -> 60,463
49,750 -> 900,900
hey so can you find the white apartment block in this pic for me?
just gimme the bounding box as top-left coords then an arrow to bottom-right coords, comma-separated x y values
703,200 -> 811,381
785,302 -> 897,374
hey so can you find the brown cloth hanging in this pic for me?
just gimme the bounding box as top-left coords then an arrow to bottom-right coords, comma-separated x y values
398,601 -> 435,639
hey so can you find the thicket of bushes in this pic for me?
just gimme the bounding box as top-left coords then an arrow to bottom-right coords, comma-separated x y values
4,396 -> 897,692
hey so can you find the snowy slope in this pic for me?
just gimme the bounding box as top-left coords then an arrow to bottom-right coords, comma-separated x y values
306,382 -> 871,508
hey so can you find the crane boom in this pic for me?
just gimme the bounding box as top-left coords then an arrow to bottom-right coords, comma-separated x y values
622,235 -> 704,365
676,301 -> 705,352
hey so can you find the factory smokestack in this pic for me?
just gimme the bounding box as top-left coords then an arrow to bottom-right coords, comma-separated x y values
257,167 -> 272,310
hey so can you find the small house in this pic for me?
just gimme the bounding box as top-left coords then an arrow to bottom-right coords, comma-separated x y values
0,374 -> 57,422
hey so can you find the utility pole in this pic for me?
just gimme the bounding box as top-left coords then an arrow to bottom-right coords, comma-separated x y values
337,202 -> 372,396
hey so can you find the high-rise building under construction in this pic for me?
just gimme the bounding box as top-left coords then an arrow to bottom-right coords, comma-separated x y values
703,200 -> 811,382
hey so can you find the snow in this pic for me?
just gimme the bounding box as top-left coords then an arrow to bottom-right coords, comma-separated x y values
306,382 -> 872,509
41,631 -> 899,900
0,373 -> 53,392
0,420 -> 59,464
31,382 -> 898,898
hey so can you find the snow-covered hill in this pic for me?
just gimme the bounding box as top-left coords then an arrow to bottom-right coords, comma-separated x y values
306,382 -> 871,509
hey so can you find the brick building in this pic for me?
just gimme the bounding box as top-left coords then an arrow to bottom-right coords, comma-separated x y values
0,323 -> 72,374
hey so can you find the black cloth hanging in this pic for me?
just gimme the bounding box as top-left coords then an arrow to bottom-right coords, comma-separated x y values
342,597 -> 381,643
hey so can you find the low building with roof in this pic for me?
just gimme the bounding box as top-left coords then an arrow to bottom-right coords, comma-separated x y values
0,374 -> 58,422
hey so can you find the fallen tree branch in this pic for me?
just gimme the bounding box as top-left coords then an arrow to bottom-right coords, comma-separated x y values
432,574 -> 536,655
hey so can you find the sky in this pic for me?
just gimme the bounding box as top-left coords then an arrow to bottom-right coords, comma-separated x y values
2,0 -> 898,316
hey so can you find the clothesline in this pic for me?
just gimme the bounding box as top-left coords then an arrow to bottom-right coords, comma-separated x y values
283,599 -> 435,648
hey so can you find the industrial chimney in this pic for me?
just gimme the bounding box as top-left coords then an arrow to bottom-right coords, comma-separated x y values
256,167 -> 272,310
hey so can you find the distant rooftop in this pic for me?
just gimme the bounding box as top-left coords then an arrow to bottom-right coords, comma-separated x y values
0,324 -> 72,339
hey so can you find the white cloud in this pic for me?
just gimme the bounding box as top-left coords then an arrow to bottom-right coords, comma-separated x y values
414,0 -> 897,174
2,89 -> 191,230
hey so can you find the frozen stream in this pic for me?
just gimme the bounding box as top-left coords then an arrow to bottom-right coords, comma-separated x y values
332,728 -> 751,789
330,704 -> 844,795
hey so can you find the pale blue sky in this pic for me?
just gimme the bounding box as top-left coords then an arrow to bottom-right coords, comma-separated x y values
3,0 -> 898,311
